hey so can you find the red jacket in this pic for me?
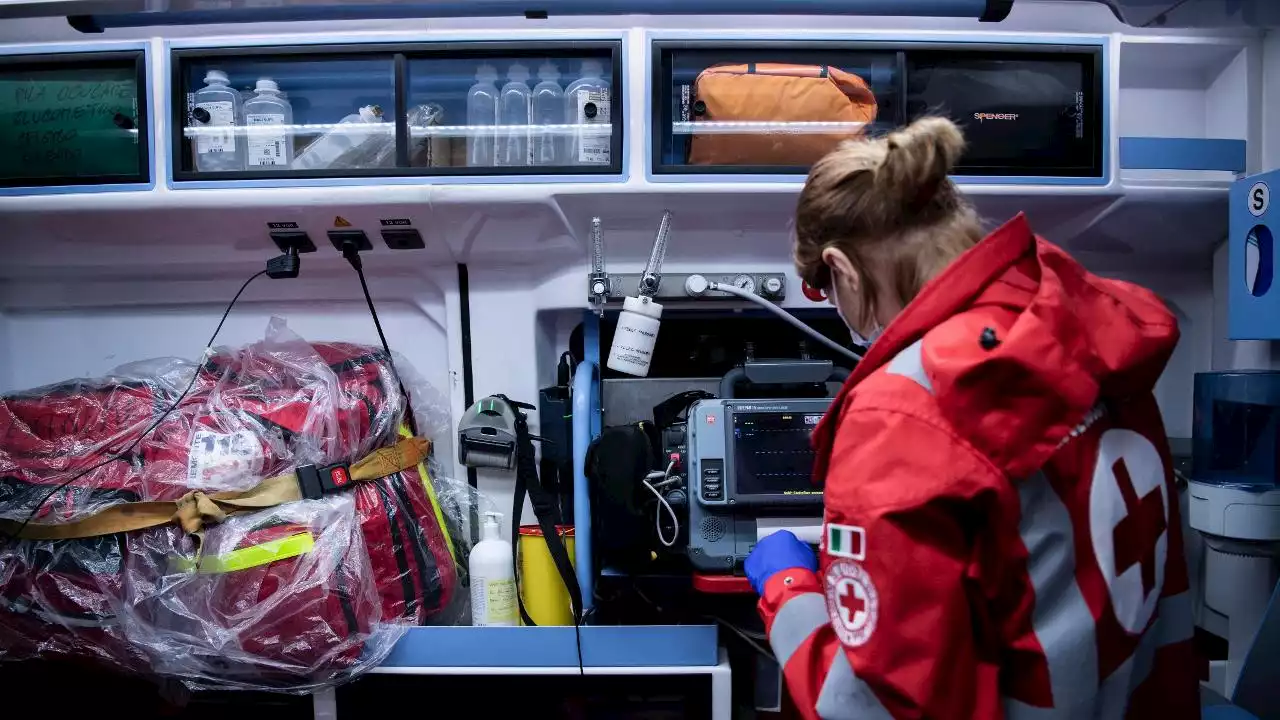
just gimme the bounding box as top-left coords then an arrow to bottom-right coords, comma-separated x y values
759,214 -> 1198,719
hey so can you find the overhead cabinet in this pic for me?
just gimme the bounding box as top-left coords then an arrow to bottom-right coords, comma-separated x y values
0,50 -> 149,188
652,41 -> 1104,179
171,41 -> 624,181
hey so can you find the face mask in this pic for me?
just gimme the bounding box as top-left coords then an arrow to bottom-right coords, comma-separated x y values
829,278 -> 883,349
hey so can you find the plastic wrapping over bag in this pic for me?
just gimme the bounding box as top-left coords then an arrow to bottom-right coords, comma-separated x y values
0,319 -> 462,691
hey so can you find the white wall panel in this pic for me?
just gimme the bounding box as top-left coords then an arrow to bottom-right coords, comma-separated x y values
1119,88 -> 1208,137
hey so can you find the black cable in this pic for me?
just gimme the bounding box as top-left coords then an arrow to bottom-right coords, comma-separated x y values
706,614 -> 774,660
574,614 -> 585,677
3,269 -> 267,543
1139,0 -> 1194,27
343,244 -> 419,437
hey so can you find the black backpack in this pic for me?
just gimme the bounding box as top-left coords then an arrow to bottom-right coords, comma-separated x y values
585,421 -> 661,575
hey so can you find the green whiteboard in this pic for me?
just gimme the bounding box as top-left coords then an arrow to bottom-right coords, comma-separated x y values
0,62 -> 143,182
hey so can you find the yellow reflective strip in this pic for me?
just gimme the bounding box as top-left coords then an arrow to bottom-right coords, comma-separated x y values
399,424 -> 456,563
169,532 -> 315,575
200,532 -> 316,574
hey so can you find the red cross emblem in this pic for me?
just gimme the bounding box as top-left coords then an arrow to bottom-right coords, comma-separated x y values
1110,458 -> 1166,596
1089,428 -> 1169,634
825,560 -> 878,647
838,581 -> 868,629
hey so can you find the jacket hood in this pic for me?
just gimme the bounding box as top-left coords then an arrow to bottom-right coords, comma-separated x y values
813,213 -> 1179,479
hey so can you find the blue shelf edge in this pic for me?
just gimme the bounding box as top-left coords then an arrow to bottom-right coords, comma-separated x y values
1120,137 -> 1246,173
379,624 -> 719,668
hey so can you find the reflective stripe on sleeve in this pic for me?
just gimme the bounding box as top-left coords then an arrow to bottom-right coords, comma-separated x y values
813,649 -> 894,720
885,339 -> 933,394
1099,590 -> 1196,707
1153,591 -> 1194,647
1005,471 -> 1100,719
769,591 -> 829,667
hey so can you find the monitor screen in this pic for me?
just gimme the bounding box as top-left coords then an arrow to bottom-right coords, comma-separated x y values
732,411 -> 824,497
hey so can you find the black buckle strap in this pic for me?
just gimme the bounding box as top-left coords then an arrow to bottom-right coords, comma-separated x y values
496,394 -> 583,628
297,462 -> 354,500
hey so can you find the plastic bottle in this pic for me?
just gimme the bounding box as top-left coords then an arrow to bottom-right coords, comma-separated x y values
242,78 -> 294,170
607,295 -> 663,377
496,63 -> 532,167
530,62 -> 565,166
470,512 -> 517,626
466,64 -> 500,168
565,59 -> 611,166
291,105 -> 385,171
192,69 -> 245,172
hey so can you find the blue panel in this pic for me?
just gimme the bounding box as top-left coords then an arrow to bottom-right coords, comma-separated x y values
1229,170 -> 1280,339
0,182 -> 153,196
379,624 -> 719,668
583,312 -> 602,437
573,313 -> 600,611
1120,137 -> 1246,173
87,1 -> 991,30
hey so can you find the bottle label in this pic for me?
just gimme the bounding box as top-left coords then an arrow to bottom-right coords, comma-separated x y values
195,101 -> 236,155
607,314 -> 657,374
246,112 -> 288,167
575,89 -> 611,165
471,577 -> 517,625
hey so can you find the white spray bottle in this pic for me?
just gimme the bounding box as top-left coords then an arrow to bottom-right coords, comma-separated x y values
606,210 -> 672,377
469,511 -> 517,626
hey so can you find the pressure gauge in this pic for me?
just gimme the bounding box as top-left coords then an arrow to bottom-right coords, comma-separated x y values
761,276 -> 784,299
732,274 -> 756,294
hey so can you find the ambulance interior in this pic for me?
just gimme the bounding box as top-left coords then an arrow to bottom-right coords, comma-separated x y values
0,0 -> 1276,716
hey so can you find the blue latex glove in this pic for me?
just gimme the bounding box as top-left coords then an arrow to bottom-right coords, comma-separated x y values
745,530 -> 818,595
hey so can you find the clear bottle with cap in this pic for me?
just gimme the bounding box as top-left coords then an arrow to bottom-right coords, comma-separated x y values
466,64 -> 500,167
241,77 -> 294,170
469,511 -> 518,626
530,62 -> 565,166
292,105 -> 385,171
496,63 -> 532,167
565,59 -> 611,166
192,69 -> 245,172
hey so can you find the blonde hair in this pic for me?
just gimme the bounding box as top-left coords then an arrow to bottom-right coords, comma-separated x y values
793,116 -> 983,325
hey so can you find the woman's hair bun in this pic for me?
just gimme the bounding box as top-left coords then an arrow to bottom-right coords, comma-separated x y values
877,116 -> 966,212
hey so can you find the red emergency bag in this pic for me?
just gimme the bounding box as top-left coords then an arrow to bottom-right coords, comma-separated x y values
0,337 -> 457,689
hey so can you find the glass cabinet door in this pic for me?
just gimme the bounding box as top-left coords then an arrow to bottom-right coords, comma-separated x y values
405,45 -> 620,174
173,42 -> 622,180
905,48 -> 1103,177
654,44 -> 902,174
0,52 -> 148,187
174,51 -> 396,179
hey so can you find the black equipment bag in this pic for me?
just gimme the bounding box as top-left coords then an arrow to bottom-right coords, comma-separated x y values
584,422 -> 661,576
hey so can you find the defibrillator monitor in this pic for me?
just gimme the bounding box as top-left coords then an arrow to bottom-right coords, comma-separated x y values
688,399 -> 830,507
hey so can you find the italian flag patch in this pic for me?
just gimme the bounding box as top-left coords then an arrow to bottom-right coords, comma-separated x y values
826,523 -> 866,561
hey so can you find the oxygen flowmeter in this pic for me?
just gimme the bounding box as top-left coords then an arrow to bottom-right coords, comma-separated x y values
595,210 -> 861,375
606,210 -> 672,377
